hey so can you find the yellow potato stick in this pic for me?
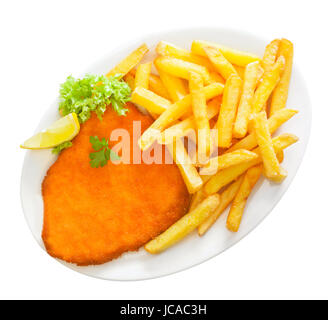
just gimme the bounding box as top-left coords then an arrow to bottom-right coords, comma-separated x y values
156,41 -> 214,71
138,82 -> 224,150
270,39 -> 294,116
148,74 -> 171,100
233,61 -> 261,138
189,71 -> 211,159
253,111 -> 287,182
209,71 -> 225,84
158,69 -> 188,102
251,56 -> 285,114
166,139 -> 203,194
158,99 -> 220,144
204,133 -> 298,195
145,194 -> 220,254
106,43 -> 149,77
216,74 -> 242,148
199,149 -> 259,176
203,46 -> 239,80
261,39 -> 281,73
191,40 -> 261,67
131,87 -> 171,114
198,176 -> 244,236
134,62 -> 152,89
155,56 -> 211,85
227,108 -> 298,152
226,165 -> 263,232
123,73 -> 135,91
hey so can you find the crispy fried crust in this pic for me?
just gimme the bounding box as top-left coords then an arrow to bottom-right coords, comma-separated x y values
42,103 -> 190,266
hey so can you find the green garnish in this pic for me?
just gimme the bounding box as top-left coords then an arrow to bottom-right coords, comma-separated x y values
59,74 -> 131,123
52,141 -> 73,154
89,136 -> 120,168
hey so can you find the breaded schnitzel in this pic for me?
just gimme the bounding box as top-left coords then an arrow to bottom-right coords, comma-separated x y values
42,103 -> 190,266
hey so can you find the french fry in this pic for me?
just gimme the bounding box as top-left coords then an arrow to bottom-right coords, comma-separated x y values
158,98 -> 220,144
138,82 -> 224,150
123,73 -> 135,91
106,43 -> 149,77
233,61 -> 261,138
158,69 -> 188,102
145,194 -> 220,254
216,74 -> 242,148
191,40 -> 261,67
204,133 -> 298,195
155,56 -> 211,85
199,149 -> 259,176
198,176 -> 244,236
251,56 -> 285,114
261,39 -> 281,73
156,41 -> 214,71
270,39 -> 294,116
253,111 -> 287,182
227,108 -> 298,152
131,87 -> 171,115
226,165 -> 263,232
166,138 -> 203,194
189,71 -> 211,159
203,46 -> 239,80
134,62 -> 152,89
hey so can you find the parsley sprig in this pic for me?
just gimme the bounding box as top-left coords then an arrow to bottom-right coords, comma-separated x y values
59,74 -> 131,123
89,136 -> 120,168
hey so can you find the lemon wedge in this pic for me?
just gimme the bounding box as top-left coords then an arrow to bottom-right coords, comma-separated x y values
21,113 -> 80,149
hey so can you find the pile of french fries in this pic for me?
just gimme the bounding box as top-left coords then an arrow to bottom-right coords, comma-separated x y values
106,38 -> 298,254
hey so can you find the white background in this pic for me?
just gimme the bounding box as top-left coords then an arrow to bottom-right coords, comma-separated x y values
0,0 -> 325,299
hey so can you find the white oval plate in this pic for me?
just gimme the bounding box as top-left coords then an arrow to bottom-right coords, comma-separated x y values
21,27 -> 311,281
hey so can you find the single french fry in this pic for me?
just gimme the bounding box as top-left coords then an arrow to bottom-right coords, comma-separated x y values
253,111 -> 287,182
156,41 -> 214,71
106,43 -> 148,77
158,69 -> 188,102
123,73 -> 135,91
226,165 -> 263,232
204,133 -> 298,195
251,56 -> 285,114
131,87 -> 171,114
191,40 -> 261,67
166,138 -> 203,194
261,39 -> 281,73
155,56 -> 211,85
216,74 -> 242,148
189,71 -> 211,159
200,149 -> 259,176
145,194 -> 220,254
233,61 -> 261,138
158,98 -> 220,144
203,46 -> 239,80
138,82 -> 224,150
227,108 -> 298,152
134,62 -> 152,89
270,39 -> 294,116
198,175 -> 244,236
